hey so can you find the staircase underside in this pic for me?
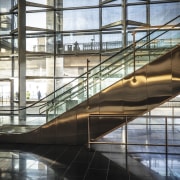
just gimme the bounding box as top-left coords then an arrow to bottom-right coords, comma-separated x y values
0,46 -> 179,145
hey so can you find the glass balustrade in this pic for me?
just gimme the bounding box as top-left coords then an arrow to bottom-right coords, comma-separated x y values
40,15 -> 180,122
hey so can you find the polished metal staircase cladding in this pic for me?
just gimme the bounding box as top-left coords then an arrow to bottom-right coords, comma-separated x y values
0,16 -> 179,145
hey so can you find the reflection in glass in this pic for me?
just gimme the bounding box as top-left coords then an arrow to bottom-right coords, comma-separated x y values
0,151 -> 55,180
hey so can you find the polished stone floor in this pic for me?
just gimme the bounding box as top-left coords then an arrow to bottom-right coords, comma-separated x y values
0,143 -> 140,180
0,143 -> 177,180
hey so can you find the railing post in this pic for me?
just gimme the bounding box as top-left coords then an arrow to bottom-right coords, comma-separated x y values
172,106 -> 174,133
87,59 -> 90,107
88,115 -> 91,149
132,31 -> 136,82
125,116 -> 128,171
165,116 -> 168,179
46,110 -> 48,123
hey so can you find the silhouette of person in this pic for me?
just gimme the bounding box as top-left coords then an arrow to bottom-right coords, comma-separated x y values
37,90 -> 41,100
74,41 -> 79,51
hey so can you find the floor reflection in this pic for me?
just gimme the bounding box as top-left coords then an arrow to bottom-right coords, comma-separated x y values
0,151 -> 57,179
0,143 -> 179,180
0,144 -> 157,180
140,154 -> 180,178
92,144 -> 180,180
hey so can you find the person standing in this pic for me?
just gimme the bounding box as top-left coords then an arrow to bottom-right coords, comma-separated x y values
37,90 -> 41,100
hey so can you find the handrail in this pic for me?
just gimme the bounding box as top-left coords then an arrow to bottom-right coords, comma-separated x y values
88,114 -> 180,118
42,16 -> 180,116
29,15 -> 180,107
93,15 -> 180,68
40,15 -> 180,107
46,17 -> 179,100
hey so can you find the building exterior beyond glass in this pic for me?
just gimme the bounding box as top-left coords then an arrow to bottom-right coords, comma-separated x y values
0,0 -> 179,118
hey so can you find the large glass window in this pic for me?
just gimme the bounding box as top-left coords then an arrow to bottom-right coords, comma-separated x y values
0,0 -> 12,13
102,0 -> 121,5
0,59 -> 12,77
0,0 -> 179,111
150,3 -> 179,26
0,36 -> 12,56
0,14 -> 11,34
63,8 -> 99,31
102,6 -> 122,27
27,0 -> 53,6
12,14 -> 18,30
102,31 -> 122,52
62,0 -> 99,8
62,32 -> 100,53
26,11 -> 54,30
127,0 -> 143,3
127,5 -> 146,24
26,79 -> 47,100
26,34 -> 54,53
26,57 -> 47,77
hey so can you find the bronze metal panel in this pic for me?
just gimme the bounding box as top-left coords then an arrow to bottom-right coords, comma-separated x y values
147,53 -> 172,97
99,80 -> 124,114
122,66 -> 148,114
55,109 -> 78,144
172,46 -> 180,94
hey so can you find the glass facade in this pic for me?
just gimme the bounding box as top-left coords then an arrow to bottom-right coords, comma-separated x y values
0,0 -> 179,109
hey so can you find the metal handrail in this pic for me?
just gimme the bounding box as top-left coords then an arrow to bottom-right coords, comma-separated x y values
33,15 -> 180,114
43,16 -> 180,119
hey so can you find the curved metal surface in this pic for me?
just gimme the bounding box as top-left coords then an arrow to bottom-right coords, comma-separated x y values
0,46 -> 179,145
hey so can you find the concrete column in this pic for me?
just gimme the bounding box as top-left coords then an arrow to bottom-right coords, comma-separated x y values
18,0 -> 26,121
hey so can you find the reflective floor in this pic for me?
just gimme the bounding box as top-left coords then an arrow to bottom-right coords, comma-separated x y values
0,142 -> 179,180
94,141 -> 180,180
0,144 -> 140,180
0,100 -> 180,179
0,144 -> 167,180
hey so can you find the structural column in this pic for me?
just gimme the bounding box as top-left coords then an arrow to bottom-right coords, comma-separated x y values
122,0 -> 127,48
122,0 -> 128,77
18,0 -> 26,120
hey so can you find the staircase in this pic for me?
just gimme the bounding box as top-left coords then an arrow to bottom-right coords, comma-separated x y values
0,16 -> 179,145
